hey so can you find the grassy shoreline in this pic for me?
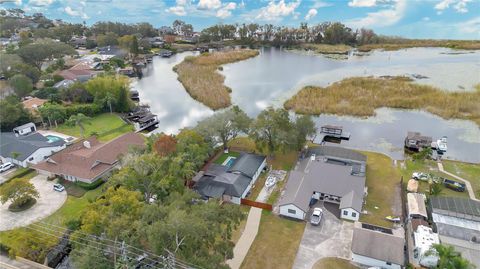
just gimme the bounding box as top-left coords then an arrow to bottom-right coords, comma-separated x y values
291,43 -> 352,55
284,77 -> 480,126
358,40 -> 480,52
174,49 -> 259,110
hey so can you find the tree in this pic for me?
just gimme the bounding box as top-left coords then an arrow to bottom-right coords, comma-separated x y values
0,96 -> 31,131
153,135 -> 177,157
116,86 -> 131,112
96,32 -> 119,47
0,179 -> 39,208
430,244 -> 473,269
9,74 -> 33,97
429,181 -> 444,196
16,39 -> 76,69
293,115 -> 317,150
67,113 -> 91,138
102,92 -> 116,113
10,151 -> 21,160
249,107 -> 293,155
196,106 -> 251,150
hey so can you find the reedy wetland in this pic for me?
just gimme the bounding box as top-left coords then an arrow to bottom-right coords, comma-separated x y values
284,77 -> 480,126
174,49 -> 259,110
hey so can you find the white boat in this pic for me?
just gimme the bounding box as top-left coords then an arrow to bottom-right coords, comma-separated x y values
437,136 -> 447,152
265,176 -> 276,188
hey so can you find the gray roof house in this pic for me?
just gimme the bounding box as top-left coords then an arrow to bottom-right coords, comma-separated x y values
0,126 -> 66,167
194,153 -> 266,204
351,222 -> 405,269
279,146 -> 366,221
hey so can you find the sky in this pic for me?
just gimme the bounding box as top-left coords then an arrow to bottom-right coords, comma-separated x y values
1,0 -> 479,39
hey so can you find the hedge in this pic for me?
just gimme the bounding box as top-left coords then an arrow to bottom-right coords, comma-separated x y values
75,178 -> 105,190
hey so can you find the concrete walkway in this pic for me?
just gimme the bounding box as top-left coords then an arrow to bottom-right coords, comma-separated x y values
226,180 -> 274,269
437,162 -> 479,201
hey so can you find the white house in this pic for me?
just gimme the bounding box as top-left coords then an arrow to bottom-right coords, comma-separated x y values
413,225 -> 440,268
0,123 -> 66,167
351,222 -> 405,269
194,153 -> 267,204
278,146 -> 366,221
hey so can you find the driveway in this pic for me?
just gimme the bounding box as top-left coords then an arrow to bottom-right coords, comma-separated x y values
292,202 -> 354,269
0,174 -> 67,231
0,168 -> 17,185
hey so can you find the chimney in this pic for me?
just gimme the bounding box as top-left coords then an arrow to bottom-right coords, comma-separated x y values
83,141 -> 91,149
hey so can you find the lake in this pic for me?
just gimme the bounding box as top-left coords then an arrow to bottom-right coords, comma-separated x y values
132,47 -> 480,163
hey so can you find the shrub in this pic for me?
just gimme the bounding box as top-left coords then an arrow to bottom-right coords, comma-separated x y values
75,179 -> 105,190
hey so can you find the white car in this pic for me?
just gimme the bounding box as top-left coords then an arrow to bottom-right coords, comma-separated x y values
53,184 -> 65,192
310,208 -> 323,226
0,162 -> 15,173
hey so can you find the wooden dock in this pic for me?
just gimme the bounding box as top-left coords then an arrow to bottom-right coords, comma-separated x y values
312,125 -> 350,144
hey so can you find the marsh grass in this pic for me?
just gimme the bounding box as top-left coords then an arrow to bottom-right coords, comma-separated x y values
174,49 -> 259,110
298,43 -> 352,54
358,40 -> 480,52
284,77 -> 480,126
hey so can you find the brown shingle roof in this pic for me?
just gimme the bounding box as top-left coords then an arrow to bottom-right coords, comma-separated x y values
22,97 -> 47,111
33,132 -> 144,181
58,69 -> 94,80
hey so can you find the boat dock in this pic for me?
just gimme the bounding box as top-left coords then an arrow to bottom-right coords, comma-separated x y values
312,125 -> 351,144
125,105 -> 159,132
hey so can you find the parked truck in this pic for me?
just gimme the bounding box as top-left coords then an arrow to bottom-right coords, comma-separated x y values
443,178 -> 466,192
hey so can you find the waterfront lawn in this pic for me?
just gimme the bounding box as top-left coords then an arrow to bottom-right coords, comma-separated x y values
55,113 -> 133,142
284,77 -> 480,126
240,211 -> 305,269
313,258 -> 359,269
214,151 -> 241,165
174,49 -> 259,110
442,161 -> 480,199
360,151 -> 401,228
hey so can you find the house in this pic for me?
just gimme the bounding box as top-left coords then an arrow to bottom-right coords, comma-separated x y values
413,225 -> 440,268
194,153 -> 267,204
0,123 -> 66,167
33,133 -> 145,183
278,146 -> 366,221
97,46 -> 127,58
407,193 -> 428,220
53,79 -> 75,89
22,97 -> 47,114
58,69 -> 95,82
405,131 -> 432,151
428,197 -> 480,267
351,222 -> 405,269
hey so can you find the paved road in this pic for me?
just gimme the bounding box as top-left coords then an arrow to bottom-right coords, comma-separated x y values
0,175 -> 67,231
292,203 -> 354,269
0,168 -> 17,185
438,162 -> 479,201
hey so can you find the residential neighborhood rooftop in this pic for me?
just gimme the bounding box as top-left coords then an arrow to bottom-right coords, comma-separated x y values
430,196 -> 480,221
0,131 -> 65,161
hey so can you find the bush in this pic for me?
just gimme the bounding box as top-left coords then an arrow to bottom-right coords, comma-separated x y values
8,197 -> 36,212
75,179 -> 105,190
65,218 -> 81,231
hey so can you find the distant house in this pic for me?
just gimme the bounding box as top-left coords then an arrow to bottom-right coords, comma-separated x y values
194,153 -> 267,204
70,36 -> 87,48
33,132 -> 145,183
97,46 -> 127,58
58,69 -> 95,82
405,131 -> 432,151
278,146 -> 366,221
22,97 -> 47,114
0,123 -> 66,167
351,222 -> 405,269
53,79 -> 75,89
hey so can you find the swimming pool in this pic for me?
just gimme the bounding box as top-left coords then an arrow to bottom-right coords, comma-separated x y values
45,135 -> 65,143
223,156 -> 237,168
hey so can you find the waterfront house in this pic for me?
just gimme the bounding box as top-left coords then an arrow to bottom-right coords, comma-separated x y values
33,132 -> 145,183
0,123 -> 66,167
405,132 -> 432,151
278,146 -> 366,221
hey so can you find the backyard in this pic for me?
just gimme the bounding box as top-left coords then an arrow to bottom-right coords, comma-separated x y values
313,257 -> 359,269
442,160 -> 480,199
214,151 -> 241,165
54,113 -> 133,142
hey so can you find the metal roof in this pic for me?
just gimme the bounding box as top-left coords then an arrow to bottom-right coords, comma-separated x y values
430,197 -> 480,221
308,146 -> 367,163
407,193 -> 427,219
228,153 -> 266,178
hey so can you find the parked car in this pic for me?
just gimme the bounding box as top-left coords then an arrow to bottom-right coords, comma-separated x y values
53,184 -> 65,192
0,162 -> 15,173
443,179 -> 466,192
310,208 -> 323,226
412,172 -> 429,181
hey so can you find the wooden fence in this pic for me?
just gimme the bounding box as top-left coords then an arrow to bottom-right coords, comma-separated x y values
241,199 -> 273,211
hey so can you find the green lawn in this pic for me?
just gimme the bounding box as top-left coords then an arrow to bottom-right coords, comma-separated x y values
214,151 -> 241,165
55,113 -> 133,142
360,151 -> 401,228
240,211 -> 305,269
313,258 -> 359,269
442,160 -> 480,199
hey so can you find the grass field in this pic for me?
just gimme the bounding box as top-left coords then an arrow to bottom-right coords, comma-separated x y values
297,43 -> 352,54
313,257 -> 359,269
55,113 -> 133,142
358,40 -> 480,52
442,161 -> 480,199
214,151 -> 241,165
174,49 -> 259,110
359,151 -> 401,228
285,77 -> 480,126
240,211 -> 305,269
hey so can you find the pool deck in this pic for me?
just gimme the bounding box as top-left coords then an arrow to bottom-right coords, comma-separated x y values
37,130 -> 77,142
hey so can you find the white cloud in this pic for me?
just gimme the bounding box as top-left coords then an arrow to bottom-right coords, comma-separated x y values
348,0 -> 377,7
29,0 -> 53,6
166,6 -> 187,16
64,6 -> 80,16
216,2 -> 236,18
434,0 -> 471,13
255,0 -> 301,21
422,16 -> 430,21
197,0 -> 222,10
305,8 -> 317,20
457,16 -> 480,34
311,0 -> 332,8
347,0 -> 406,28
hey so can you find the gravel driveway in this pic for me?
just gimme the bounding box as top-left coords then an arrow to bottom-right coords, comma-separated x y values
0,174 -> 67,231
292,202 -> 354,269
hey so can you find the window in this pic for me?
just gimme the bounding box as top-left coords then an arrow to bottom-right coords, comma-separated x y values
288,209 -> 296,214
351,212 -> 357,217
28,157 -> 34,161
343,210 -> 348,216
386,262 -> 391,265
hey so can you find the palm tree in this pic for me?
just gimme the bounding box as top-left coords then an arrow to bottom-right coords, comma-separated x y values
67,113 -> 91,138
429,181 -> 443,196
103,92 -> 116,114
431,244 -> 472,269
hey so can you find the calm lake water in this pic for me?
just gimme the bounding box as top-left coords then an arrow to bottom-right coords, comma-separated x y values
133,48 -> 480,163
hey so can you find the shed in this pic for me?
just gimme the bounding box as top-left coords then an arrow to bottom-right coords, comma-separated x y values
407,193 -> 427,219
